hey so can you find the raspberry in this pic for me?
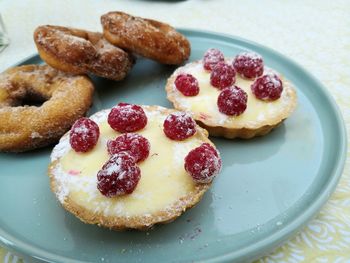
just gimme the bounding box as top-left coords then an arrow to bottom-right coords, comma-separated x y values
184,143 -> 221,183
233,52 -> 264,79
107,133 -> 150,163
174,74 -> 199,96
210,62 -> 236,89
69,117 -> 100,152
97,152 -> 141,197
217,86 -> 248,116
163,112 -> 196,141
251,74 -> 283,101
108,103 -> 147,133
203,48 -> 225,71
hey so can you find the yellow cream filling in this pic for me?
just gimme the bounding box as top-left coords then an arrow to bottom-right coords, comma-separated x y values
59,111 -> 203,217
174,62 -> 290,126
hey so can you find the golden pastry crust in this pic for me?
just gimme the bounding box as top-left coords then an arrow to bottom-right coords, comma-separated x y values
0,64 -> 94,152
34,25 -> 134,80
166,60 -> 297,139
50,166 -> 210,230
48,106 -> 215,230
101,11 -> 191,65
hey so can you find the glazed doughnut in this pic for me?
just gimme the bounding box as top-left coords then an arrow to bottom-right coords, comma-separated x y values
101,11 -> 191,65
34,25 -> 134,80
0,65 -> 94,152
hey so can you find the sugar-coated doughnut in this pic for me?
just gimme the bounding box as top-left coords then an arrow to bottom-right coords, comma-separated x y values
34,25 -> 134,81
0,65 -> 94,152
101,11 -> 191,65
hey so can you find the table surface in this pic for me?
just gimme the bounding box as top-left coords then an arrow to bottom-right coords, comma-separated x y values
0,0 -> 349,262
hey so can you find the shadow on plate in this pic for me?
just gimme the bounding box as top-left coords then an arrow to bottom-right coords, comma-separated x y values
89,58 -> 177,111
212,123 -> 287,165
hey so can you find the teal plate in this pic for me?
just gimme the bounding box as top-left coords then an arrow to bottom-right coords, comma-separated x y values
0,30 -> 347,263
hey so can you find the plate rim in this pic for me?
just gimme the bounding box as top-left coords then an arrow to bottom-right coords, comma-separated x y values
0,28 -> 347,263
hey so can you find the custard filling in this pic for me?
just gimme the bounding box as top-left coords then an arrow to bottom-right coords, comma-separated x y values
55,109 -> 204,217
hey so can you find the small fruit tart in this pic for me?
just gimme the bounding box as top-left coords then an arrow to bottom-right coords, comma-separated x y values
48,104 -> 221,230
166,49 -> 297,139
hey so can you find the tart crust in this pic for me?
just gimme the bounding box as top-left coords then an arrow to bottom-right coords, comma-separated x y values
48,105 -> 214,230
166,60 -> 297,139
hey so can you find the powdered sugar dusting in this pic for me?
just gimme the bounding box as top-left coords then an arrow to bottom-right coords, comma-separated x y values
184,143 -> 222,184
105,160 -> 123,176
268,73 -> 282,87
51,161 -> 98,203
96,38 -> 117,54
97,152 -> 140,197
163,112 -> 196,140
107,133 -> 150,162
50,105 -> 210,219
233,51 -> 264,79
203,48 -> 225,71
238,51 -> 262,60
217,86 -> 248,116
51,134 -> 71,161
198,154 -> 221,183
173,139 -> 201,167
30,132 -> 42,138
50,109 -> 111,201
251,73 -> 283,101
73,125 -> 89,134
170,60 -> 294,128
90,109 -> 109,123
108,103 -> 147,133
101,12 -> 190,61
37,28 -> 87,47
144,106 -> 166,120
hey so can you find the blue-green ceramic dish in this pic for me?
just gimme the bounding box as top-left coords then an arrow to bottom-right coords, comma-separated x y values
0,30 -> 347,263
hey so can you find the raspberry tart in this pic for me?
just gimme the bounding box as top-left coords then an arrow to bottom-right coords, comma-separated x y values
48,104 -> 221,230
166,49 -> 297,139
